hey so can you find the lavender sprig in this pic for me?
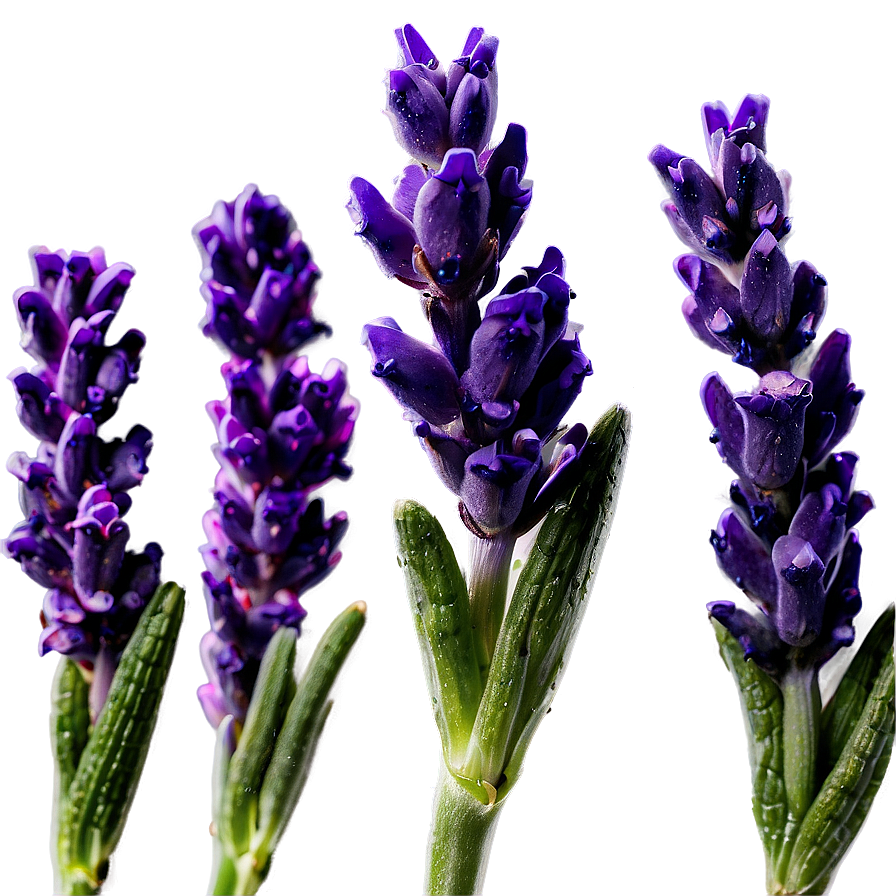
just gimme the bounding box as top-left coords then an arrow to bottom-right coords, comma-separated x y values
3,248 -> 184,894
194,185 -> 364,896
651,96 -> 893,895
350,25 -> 628,895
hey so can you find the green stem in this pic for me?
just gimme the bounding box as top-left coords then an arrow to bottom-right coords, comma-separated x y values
59,869 -> 102,895
781,666 -> 821,826
425,766 -> 504,895
468,531 -> 515,680
209,849 -> 264,896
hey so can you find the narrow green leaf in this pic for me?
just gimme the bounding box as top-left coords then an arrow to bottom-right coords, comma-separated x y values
222,626 -> 297,857
784,651 -> 894,895
820,604 -> 894,775
465,404 -> 630,798
395,500 -> 483,766
714,621 -> 789,866
52,658 -> 91,806
254,601 -> 366,871
60,581 -> 185,888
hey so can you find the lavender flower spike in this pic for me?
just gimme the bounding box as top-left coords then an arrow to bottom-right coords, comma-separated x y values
195,187 -> 365,896
653,96 -> 892,895
3,247 -> 163,715
3,246 -> 184,895
353,25 -> 629,896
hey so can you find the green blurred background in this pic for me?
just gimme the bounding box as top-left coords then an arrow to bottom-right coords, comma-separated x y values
0,2 -> 894,893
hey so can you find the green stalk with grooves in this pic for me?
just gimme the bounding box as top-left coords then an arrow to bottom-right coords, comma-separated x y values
55,581 -> 185,895
397,405 -> 630,895
209,602 -> 366,896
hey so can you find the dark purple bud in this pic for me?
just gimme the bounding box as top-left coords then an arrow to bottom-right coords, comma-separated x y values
385,64 -> 450,167
252,485 -> 303,555
70,486 -> 129,609
448,65 -> 497,155
11,371 -> 70,442
3,518 -> 73,590
710,508 -> 778,610
14,287 -> 69,366
392,164 -> 430,220
789,485 -> 847,565
649,146 -> 732,262
347,177 -> 426,288
395,24 -> 441,80
80,261 -> 135,319
734,371 -> 812,489
415,421 -> 470,494
784,262 -> 826,360
772,535 -> 826,647
701,373 -> 746,479
462,289 -> 551,418
362,317 -> 461,425
812,531 -> 862,668
100,424 -> 152,492
803,329 -> 864,466
482,123 -> 531,258
414,149 -> 490,289
54,414 -> 98,501
739,230 -> 791,345
222,358 -> 269,429
707,600 -> 784,677
719,141 -> 786,235
516,329 -> 592,436
461,431 -> 541,535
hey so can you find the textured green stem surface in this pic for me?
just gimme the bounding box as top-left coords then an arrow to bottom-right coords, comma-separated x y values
426,767 -> 504,896
468,531 -> 515,680
781,668 -> 821,826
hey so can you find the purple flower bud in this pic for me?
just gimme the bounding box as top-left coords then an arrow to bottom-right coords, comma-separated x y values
347,177 -> 426,288
362,317 -> 461,425
734,371 -> 812,489
710,508 -> 777,610
461,289 -> 552,419
802,329 -> 864,466
446,30 -> 498,156
386,65 -> 451,168
70,486 -> 129,609
414,149 -> 490,290
195,185 -> 327,358
707,600 -> 784,676
14,287 -> 69,367
739,230 -> 791,346
482,124 -> 532,259
789,485 -> 847,566
461,431 -> 542,536
772,535 -> 826,647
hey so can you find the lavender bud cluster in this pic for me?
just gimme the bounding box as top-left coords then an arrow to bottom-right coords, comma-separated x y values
195,185 -> 358,728
349,24 -> 591,537
651,97 -> 870,678
3,248 -> 162,712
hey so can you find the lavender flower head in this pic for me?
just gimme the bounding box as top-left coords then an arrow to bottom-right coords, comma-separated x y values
651,97 -> 869,679
350,25 -> 591,537
3,248 -> 162,712
195,185 -> 358,729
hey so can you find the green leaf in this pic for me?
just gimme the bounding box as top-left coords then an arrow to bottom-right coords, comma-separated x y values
783,649 -> 894,895
59,581 -> 185,890
820,604 -> 894,776
395,500 -> 483,766
253,601 -> 366,871
52,658 -> 91,808
464,404 -> 630,799
221,626 -> 297,858
713,621 -> 789,867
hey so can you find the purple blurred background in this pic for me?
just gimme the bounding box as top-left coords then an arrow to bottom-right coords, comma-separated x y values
0,2 -> 896,893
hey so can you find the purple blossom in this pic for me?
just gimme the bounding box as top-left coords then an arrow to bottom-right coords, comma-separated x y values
196,187 -> 358,728
353,25 -> 589,538
653,96 -> 870,678
2,248 -> 162,711
349,28 -> 531,305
